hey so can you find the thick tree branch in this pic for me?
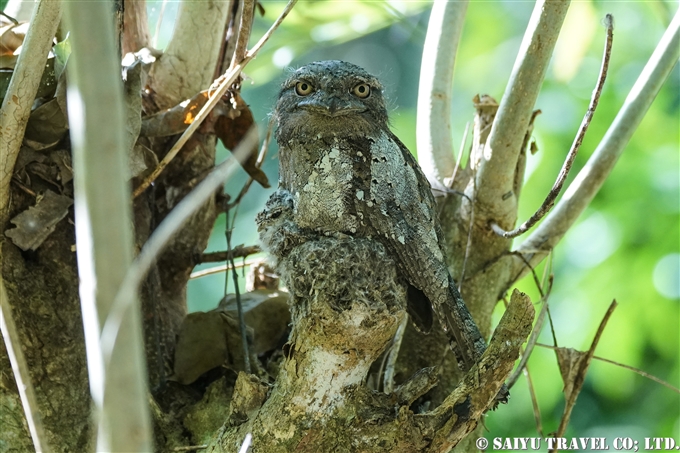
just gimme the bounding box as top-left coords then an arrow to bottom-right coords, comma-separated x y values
64,1 -> 152,450
122,0 -> 151,54
475,0 -> 570,221
416,0 -> 468,191
0,0 -> 61,223
423,289 -> 534,452
509,8 -> 680,282
147,0 -> 230,109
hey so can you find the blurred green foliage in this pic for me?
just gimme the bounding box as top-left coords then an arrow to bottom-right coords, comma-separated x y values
147,0 -> 678,443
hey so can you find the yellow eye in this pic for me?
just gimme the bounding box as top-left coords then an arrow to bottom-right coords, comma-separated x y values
352,83 -> 370,99
295,81 -> 313,96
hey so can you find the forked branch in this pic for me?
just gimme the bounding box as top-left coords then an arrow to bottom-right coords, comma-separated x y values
492,15 -> 614,239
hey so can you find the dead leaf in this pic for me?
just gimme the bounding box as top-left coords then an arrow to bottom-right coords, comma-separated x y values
0,21 -> 26,56
215,92 -> 269,188
5,190 -> 73,250
49,149 -> 73,184
555,347 -> 588,401
24,97 -> 68,148
141,91 -> 211,138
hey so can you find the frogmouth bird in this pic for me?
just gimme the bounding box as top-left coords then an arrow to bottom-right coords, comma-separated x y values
270,60 -> 507,402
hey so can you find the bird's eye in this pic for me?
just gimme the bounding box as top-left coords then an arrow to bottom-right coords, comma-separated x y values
295,81 -> 313,96
352,83 -> 370,99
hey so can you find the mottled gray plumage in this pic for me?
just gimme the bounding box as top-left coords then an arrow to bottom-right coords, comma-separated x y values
270,60 -> 503,398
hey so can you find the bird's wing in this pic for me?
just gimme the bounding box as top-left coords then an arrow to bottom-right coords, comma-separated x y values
353,130 -> 488,371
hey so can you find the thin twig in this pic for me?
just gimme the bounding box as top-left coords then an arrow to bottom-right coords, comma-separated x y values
198,245 -> 262,264
225,206 -> 251,374
190,256 -> 263,280
0,280 -> 51,453
229,0 -> 255,70
172,445 -> 208,452
133,0 -> 298,198
152,0 -> 168,48
506,273 -> 552,389
492,14 -> 614,239
554,300 -> 617,439
382,313 -> 408,393
448,121 -> 469,189
524,365 -> 544,437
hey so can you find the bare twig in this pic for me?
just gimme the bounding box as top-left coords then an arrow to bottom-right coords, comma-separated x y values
133,0 -> 298,198
0,0 -> 61,223
229,0 -> 255,70
197,245 -> 262,264
511,9 -> 680,283
122,0 -> 150,54
225,206 -> 251,373
190,256 -> 263,280
506,274 -> 552,389
492,14 -> 614,239
152,0 -> 168,48
553,300 -> 617,440
446,121 -> 469,189
475,0 -> 570,217
172,445 -> 208,452
524,365 -> 544,437
0,279 -> 51,453
416,0 -> 468,190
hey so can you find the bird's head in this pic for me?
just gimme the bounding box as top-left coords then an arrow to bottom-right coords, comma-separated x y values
274,60 -> 389,143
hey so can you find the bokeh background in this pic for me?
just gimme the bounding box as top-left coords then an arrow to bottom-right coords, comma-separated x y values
168,0 -> 679,442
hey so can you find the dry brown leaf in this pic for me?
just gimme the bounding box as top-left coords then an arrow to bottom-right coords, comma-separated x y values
5,190 -> 73,251
0,21 -> 27,55
24,97 -> 68,147
215,92 -> 269,188
555,347 -> 588,400
140,90 -> 211,138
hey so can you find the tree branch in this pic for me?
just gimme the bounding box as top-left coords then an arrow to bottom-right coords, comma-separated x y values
510,8 -> 680,281
416,0 -> 468,191
0,0 -> 61,224
492,14 -> 614,239
423,289 -> 535,452
64,1 -> 152,450
0,279 -> 51,453
475,0 -> 570,221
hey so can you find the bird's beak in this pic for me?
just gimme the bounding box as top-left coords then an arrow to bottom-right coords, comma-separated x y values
298,97 -> 364,117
